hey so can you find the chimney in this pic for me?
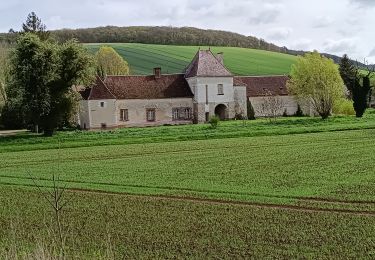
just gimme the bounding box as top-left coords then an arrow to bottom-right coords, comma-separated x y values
217,52 -> 224,65
153,67 -> 161,79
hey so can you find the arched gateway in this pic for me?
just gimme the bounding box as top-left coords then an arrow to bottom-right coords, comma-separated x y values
214,104 -> 228,120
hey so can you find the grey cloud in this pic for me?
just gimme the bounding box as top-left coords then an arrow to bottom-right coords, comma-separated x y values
313,16 -> 334,28
350,0 -> 375,7
248,3 -> 282,25
290,39 -> 312,51
369,48 -> 375,57
267,27 -> 292,40
324,39 -> 356,53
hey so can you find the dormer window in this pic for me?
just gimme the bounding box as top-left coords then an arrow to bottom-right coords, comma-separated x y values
217,84 -> 224,95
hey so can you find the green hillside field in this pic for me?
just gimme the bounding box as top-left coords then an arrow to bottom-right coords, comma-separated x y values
86,43 -> 297,76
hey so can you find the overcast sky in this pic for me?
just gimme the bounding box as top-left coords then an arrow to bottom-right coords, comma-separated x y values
1,0 -> 374,62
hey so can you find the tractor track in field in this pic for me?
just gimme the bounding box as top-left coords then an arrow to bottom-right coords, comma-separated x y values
38,187 -> 375,217
2,175 -> 375,205
2,181 -> 375,217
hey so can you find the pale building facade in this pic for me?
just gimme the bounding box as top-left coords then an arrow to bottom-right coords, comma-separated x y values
78,49 -> 304,129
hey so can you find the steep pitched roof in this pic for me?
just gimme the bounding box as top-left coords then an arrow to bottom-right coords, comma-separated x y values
185,50 -> 232,78
234,76 -> 289,97
99,74 -> 193,99
90,77 -> 116,100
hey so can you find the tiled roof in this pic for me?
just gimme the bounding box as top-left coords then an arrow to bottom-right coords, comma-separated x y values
234,76 -> 289,97
185,50 -> 232,78
91,77 -> 116,100
81,74 -> 194,100
78,88 -> 91,100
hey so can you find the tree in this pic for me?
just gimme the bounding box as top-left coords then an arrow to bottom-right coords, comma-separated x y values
352,72 -> 373,117
9,34 -> 56,133
247,99 -> 255,120
339,54 -> 356,97
42,39 -> 94,135
287,51 -> 344,119
96,46 -> 130,77
7,33 -> 93,135
339,54 -> 374,117
21,12 -> 50,40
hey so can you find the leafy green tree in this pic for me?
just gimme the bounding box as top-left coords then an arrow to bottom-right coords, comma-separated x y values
339,54 -> 357,97
7,33 -> 93,135
9,34 -> 56,133
352,74 -> 372,117
96,46 -> 129,76
21,12 -> 50,40
43,39 -> 94,135
339,54 -> 374,117
287,51 -> 344,119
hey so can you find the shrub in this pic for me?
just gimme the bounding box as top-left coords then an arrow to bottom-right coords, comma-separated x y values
333,98 -> 355,116
282,109 -> 288,117
209,116 -> 219,129
294,104 -> 304,117
247,100 -> 255,120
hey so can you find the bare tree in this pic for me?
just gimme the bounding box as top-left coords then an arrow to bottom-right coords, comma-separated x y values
257,90 -> 285,122
29,141 -> 70,259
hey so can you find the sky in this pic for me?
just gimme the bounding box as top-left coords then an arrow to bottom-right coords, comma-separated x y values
1,0 -> 374,63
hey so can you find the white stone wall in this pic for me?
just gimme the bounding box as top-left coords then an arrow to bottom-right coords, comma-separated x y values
88,99 -> 117,129
78,100 -> 90,129
115,98 -> 194,127
249,96 -> 314,117
234,86 -> 248,118
187,76 -> 237,122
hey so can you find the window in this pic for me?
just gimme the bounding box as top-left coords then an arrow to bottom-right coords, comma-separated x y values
217,84 -> 224,95
172,107 -> 192,121
146,109 -> 156,122
120,109 -> 129,121
100,101 -> 106,108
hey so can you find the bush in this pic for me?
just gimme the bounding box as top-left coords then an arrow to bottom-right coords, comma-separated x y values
333,98 -> 355,116
0,100 -> 26,129
247,100 -> 255,120
294,104 -> 304,117
209,116 -> 219,129
282,109 -> 288,117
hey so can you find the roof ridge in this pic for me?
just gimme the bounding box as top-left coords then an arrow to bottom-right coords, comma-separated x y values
208,49 -> 233,77
235,75 -> 288,78
106,73 -> 185,77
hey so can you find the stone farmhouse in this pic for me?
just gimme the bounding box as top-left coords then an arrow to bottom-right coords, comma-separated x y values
78,49 -> 303,129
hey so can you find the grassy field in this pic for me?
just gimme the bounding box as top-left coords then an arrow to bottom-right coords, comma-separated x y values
1,113 -> 375,258
86,43 -> 297,76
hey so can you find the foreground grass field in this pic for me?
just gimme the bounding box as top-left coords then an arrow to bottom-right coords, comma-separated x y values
86,43 -> 297,75
1,113 -> 375,258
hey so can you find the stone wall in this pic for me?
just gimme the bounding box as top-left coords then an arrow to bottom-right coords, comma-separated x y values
116,98 -> 194,127
249,96 -> 314,117
234,86 -> 248,118
78,100 -> 90,129
88,99 -> 117,129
